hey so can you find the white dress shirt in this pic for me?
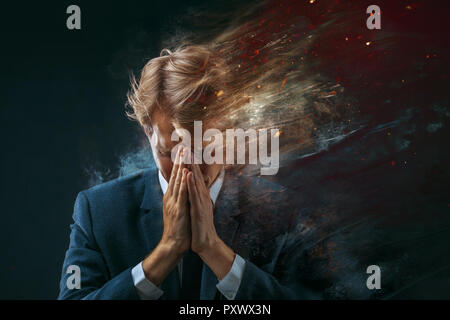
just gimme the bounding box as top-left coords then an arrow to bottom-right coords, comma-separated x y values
131,167 -> 246,300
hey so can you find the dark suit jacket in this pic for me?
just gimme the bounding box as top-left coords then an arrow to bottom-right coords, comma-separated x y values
58,168 -> 308,299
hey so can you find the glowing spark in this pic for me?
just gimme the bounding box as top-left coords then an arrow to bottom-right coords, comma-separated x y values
365,41 -> 371,46
319,90 -> 337,99
274,131 -> 282,137
280,77 -> 288,90
309,0 -> 315,3
216,90 -> 224,97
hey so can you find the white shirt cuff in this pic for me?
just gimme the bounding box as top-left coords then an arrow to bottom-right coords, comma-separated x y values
131,261 -> 164,300
216,254 -> 246,300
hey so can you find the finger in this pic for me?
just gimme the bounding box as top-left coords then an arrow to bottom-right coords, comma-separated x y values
190,164 -> 203,195
178,168 -> 188,204
192,163 -> 207,194
167,147 -> 182,194
168,147 -> 181,190
187,171 -> 200,211
182,145 -> 192,165
173,149 -> 186,198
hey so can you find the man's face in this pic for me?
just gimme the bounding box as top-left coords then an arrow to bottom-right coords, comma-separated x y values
146,108 -> 223,189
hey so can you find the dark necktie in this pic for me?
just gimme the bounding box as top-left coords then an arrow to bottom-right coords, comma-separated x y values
180,249 -> 203,299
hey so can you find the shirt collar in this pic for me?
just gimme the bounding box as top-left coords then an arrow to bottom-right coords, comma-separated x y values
158,167 -> 225,205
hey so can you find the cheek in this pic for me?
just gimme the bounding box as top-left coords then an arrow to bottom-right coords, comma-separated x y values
149,138 -> 173,179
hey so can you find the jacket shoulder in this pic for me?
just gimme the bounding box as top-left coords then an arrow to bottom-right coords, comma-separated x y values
80,168 -> 156,214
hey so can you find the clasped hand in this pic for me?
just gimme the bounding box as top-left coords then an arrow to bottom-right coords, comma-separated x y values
160,147 -> 218,256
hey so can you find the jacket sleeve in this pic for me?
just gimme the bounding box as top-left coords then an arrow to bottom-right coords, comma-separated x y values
234,259 -> 302,299
58,191 -> 140,300
234,232 -> 320,300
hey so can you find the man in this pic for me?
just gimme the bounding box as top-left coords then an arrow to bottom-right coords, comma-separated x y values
58,45 -> 307,300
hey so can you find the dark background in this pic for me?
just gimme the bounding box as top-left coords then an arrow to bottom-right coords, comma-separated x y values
1,0 -> 450,299
0,0 -> 210,299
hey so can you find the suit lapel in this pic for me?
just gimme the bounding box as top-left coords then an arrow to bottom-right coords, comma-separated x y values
139,169 -> 164,254
139,169 -> 181,299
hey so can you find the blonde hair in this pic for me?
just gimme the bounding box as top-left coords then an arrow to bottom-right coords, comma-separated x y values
127,45 -> 237,132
